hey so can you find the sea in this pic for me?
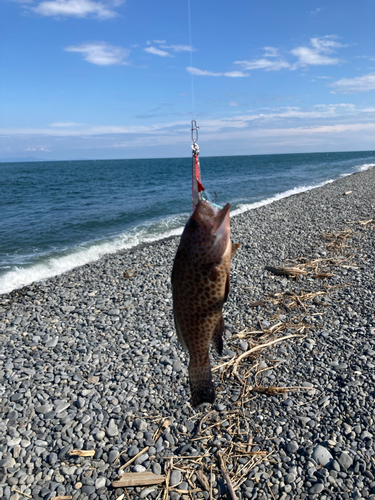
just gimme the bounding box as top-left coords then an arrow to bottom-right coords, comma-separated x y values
1,150 -> 374,295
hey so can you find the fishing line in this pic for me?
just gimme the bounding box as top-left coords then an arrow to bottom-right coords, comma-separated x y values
187,0 -> 195,118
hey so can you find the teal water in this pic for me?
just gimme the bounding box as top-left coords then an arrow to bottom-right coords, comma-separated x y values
1,151 -> 374,294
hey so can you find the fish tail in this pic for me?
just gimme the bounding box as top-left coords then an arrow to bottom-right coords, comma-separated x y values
189,361 -> 215,407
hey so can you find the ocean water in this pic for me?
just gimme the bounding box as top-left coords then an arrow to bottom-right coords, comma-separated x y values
1,151 -> 374,294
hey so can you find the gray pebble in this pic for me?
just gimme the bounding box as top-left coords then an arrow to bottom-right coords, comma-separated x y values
170,470 -> 181,486
312,445 -> 333,467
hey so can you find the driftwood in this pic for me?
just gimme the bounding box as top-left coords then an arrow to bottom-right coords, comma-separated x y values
69,449 -> 95,457
112,472 -> 165,488
265,266 -> 307,276
196,469 -> 210,491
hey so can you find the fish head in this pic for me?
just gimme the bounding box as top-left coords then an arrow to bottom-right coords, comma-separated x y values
179,200 -> 231,263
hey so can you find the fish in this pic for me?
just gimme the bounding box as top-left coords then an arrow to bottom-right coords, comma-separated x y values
171,199 -> 239,407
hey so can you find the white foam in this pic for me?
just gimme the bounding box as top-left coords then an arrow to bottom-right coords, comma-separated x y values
356,163 -> 375,172
231,179 -> 334,217
0,225 -> 184,295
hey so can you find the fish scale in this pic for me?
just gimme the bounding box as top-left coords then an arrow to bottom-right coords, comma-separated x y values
171,199 -> 239,407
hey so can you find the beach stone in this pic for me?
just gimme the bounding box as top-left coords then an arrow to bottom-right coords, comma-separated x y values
152,463 -> 162,475
140,487 -> 157,498
0,457 -> 15,468
108,449 -> 119,464
286,441 -> 299,454
45,336 -> 58,347
95,477 -> 106,489
55,402 -> 70,413
312,445 -> 333,467
133,465 -> 146,473
309,483 -> 324,494
170,470 -> 182,486
338,452 -> 353,470
106,420 -> 119,437
128,446 -> 139,457
82,485 -> 95,495
35,403 -> 53,414
95,430 -> 105,440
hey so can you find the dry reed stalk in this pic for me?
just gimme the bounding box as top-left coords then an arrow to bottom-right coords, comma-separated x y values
265,266 -> 307,277
119,446 -> 149,471
218,452 -> 238,500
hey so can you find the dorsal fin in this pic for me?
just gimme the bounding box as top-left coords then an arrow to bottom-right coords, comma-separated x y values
231,242 -> 240,258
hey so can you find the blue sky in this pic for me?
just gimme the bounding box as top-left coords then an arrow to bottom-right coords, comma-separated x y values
1,0 -> 375,160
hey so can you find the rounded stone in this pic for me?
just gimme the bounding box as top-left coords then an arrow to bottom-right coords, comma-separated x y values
338,452 -> 353,470
95,477 -> 106,489
170,470 -> 182,486
312,445 -> 333,467
286,441 -> 299,454
95,430 -> 106,441
308,483 -> 324,494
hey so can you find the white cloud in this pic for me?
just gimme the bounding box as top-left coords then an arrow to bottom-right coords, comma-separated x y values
186,66 -> 248,77
291,35 -> 344,67
33,0 -> 118,19
263,47 -> 279,58
65,42 -> 130,65
229,101 -> 238,107
330,72 -> 375,93
235,58 -> 290,71
160,44 -> 194,52
23,147 -> 51,152
50,121 -> 81,127
310,36 -> 345,52
144,46 -> 172,57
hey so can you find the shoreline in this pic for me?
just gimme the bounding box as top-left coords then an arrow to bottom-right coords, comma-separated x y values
0,167 -> 374,500
1,164 -> 374,298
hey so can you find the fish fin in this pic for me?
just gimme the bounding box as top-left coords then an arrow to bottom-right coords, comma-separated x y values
208,266 -> 219,281
213,315 -> 224,355
231,242 -> 240,258
173,311 -> 187,351
224,272 -> 230,303
189,361 -> 216,408
203,262 -> 219,281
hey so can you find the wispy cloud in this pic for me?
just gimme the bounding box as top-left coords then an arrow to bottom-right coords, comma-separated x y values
235,36 -> 345,73
33,0 -> 119,19
144,46 -> 172,57
50,121 -> 82,127
229,101 -> 238,107
263,46 -> 280,58
24,147 -> 51,152
65,42 -> 130,65
309,7 -> 324,15
330,72 -> 375,93
186,67 -> 248,78
291,35 -> 345,66
235,58 -> 290,71
3,103 -> 369,139
160,44 -> 194,52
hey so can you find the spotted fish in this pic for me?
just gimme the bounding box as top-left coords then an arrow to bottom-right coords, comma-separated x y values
171,199 -> 239,407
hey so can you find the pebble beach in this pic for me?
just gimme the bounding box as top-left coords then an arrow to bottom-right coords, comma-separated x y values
0,166 -> 374,500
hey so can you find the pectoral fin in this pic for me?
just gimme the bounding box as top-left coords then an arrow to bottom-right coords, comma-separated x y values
213,315 -> 224,355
